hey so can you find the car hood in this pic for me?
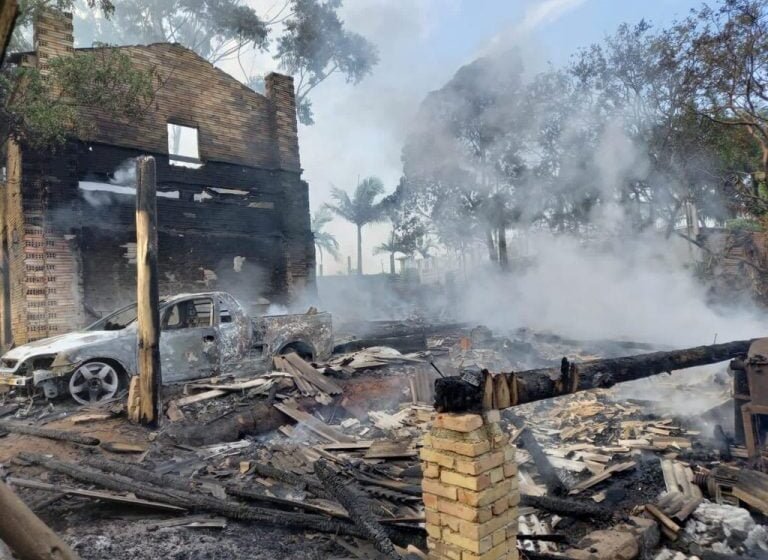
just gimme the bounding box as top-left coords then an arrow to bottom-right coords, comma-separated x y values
2,330 -> 130,362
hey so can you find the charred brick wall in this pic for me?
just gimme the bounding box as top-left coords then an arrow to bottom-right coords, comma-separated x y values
59,141 -> 299,324
2,140 -> 84,346
0,10 -> 316,344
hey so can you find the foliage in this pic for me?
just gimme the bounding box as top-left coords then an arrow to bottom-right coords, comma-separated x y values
325,176 -> 386,274
325,176 -> 386,228
311,207 -> 340,262
400,1 -> 768,266
74,0 -> 378,125
1,48 -> 155,149
726,217 -> 764,231
275,0 -> 379,124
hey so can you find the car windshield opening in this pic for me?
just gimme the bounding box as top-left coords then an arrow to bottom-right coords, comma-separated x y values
91,304 -> 138,331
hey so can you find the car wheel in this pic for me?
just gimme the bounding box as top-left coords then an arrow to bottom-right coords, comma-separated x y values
68,361 -> 123,405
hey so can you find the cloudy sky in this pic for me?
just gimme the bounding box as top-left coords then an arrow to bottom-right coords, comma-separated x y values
287,0 -> 704,274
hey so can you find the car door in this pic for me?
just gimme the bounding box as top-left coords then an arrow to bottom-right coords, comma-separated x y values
216,294 -> 250,373
159,297 -> 219,382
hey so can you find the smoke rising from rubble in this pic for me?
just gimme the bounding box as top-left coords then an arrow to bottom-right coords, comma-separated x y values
394,49 -> 768,348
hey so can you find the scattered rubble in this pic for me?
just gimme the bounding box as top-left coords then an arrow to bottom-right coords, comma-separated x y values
0,325 -> 767,559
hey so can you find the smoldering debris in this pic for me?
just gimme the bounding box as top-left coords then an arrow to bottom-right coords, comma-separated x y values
2,325 -> 768,560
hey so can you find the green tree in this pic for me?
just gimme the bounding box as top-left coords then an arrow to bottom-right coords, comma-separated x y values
1,46 -> 155,148
325,176 -> 386,275
311,207 -> 339,276
401,52 -> 530,267
75,0 -> 378,124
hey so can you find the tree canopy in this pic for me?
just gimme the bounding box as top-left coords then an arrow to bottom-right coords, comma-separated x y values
400,0 -> 768,267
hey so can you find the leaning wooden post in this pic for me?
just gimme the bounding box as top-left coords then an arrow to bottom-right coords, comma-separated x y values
0,479 -> 79,560
128,156 -> 161,425
0,0 -> 19,63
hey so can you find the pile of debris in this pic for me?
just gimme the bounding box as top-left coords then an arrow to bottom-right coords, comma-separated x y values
0,328 -> 767,560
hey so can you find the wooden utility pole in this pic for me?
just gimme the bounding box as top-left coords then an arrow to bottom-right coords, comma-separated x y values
0,0 -> 18,63
0,479 -> 79,560
128,156 -> 161,425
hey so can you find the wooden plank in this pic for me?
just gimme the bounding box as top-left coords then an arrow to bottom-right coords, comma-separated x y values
274,356 -> 316,396
173,389 -> 227,407
273,403 -> 354,443
100,442 -> 148,454
364,440 -> 417,460
188,378 -> 271,392
71,413 -> 114,424
8,478 -> 186,512
320,441 -> 374,451
283,353 -> 342,395
645,503 -> 681,536
660,459 -> 678,494
569,461 -> 636,495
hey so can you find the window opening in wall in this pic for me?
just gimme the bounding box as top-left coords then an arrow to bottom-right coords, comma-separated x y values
167,123 -> 202,168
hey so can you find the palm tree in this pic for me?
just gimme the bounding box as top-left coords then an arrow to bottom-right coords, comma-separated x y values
375,231 -> 408,275
311,208 -> 340,276
325,177 -> 386,275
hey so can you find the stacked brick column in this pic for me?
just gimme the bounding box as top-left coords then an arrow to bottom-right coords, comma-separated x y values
421,411 -> 518,560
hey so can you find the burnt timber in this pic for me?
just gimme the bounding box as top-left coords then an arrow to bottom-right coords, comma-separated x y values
0,0 -> 16,62
435,339 -> 753,412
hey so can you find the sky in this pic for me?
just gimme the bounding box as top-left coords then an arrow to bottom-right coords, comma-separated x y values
291,0 -> 705,275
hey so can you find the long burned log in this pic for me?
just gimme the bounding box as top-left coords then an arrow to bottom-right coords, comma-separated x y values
0,422 -> 100,445
520,494 -> 612,520
507,414 -> 567,497
435,339 -> 753,412
0,479 -> 79,560
315,460 -> 400,559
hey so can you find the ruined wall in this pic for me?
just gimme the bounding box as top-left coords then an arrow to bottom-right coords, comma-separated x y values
0,10 -> 316,343
75,142 -> 298,315
3,140 -> 83,346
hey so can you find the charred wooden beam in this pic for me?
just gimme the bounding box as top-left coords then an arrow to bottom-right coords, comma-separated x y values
520,494 -> 612,520
435,339 -> 753,412
507,414 -> 567,497
130,155 -> 162,425
0,479 -> 79,560
314,460 -> 400,559
0,0 -> 17,62
0,422 -> 100,446
20,452 -> 369,538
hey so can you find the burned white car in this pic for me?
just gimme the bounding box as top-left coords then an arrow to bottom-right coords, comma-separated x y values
0,292 -> 332,404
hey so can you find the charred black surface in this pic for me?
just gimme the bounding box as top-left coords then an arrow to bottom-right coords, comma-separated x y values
434,340 -> 753,411
314,460 -> 401,559
520,494 -> 613,520
434,376 -> 484,413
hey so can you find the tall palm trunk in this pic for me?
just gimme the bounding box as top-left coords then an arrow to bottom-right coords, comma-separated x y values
317,246 -> 324,277
498,226 -> 508,270
389,251 -> 395,275
486,227 -> 497,262
356,224 -> 363,275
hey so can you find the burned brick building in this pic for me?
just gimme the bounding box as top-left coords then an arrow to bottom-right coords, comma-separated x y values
0,10 -> 315,347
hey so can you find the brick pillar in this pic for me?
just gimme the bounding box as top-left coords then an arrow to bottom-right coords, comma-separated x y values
265,72 -> 300,172
265,73 -> 315,302
34,9 -> 74,74
421,411 -> 519,560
